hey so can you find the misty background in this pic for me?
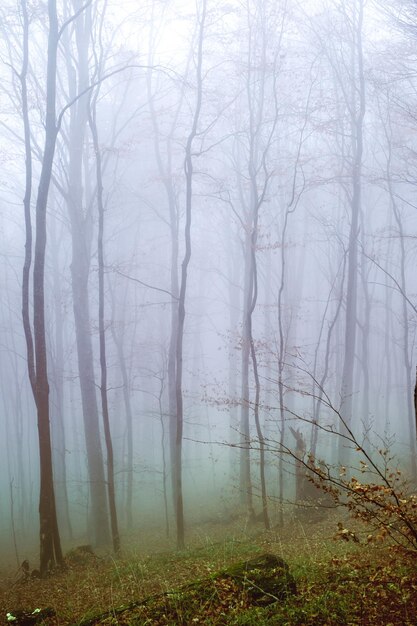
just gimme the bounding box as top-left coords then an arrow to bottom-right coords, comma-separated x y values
0,0 -> 416,567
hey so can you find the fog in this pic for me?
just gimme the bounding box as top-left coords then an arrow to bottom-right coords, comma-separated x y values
0,0 -> 416,569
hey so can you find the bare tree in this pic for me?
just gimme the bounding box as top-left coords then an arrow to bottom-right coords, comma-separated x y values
337,0 -> 366,462
89,79 -> 121,554
19,0 -> 63,575
60,0 -> 110,546
311,0 -> 366,465
174,0 -> 207,549
146,8 -> 182,526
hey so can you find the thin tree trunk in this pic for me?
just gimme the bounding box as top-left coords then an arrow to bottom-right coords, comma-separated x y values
310,253 -> 347,458
240,229 -> 255,519
157,376 -> 170,538
174,0 -> 206,549
146,34 -> 181,516
110,310 -> 134,529
50,216 -> 73,540
89,100 -> 121,555
338,0 -> 366,465
249,286 -> 270,528
386,135 -> 416,476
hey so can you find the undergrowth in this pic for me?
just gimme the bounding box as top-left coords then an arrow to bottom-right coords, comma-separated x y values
1,513 -> 416,625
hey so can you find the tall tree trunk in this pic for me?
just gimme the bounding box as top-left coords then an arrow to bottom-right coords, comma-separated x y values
240,229 -> 255,519
310,253 -> 346,458
384,117 -> 417,478
110,306 -> 134,529
89,97 -> 121,554
338,0 -> 366,465
249,269 -> 270,529
63,0 -> 109,545
146,33 -> 181,516
50,216 -> 73,540
20,0 -> 63,575
226,217 -> 241,483
174,0 -> 206,549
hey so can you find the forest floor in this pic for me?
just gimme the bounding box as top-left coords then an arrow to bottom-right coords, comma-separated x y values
1,510 -> 417,625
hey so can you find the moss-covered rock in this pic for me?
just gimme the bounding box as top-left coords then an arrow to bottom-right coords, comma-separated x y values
75,553 -> 296,625
65,545 -> 97,566
220,553 -> 296,605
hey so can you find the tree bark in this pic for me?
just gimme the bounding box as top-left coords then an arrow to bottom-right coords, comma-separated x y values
20,0 -> 63,575
63,0 -> 110,545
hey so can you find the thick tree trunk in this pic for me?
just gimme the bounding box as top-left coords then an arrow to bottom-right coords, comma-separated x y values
69,223 -> 110,545
64,0 -> 109,546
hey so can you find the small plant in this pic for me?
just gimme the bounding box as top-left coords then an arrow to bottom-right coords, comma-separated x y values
270,373 -> 417,553
305,442 -> 417,551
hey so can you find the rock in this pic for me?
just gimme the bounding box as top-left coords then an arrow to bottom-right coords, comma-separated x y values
74,553 -> 296,625
221,553 -> 296,605
65,545 -> 97,566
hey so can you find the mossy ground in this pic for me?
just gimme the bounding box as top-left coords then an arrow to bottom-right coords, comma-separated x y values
1,512 -> 417,625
